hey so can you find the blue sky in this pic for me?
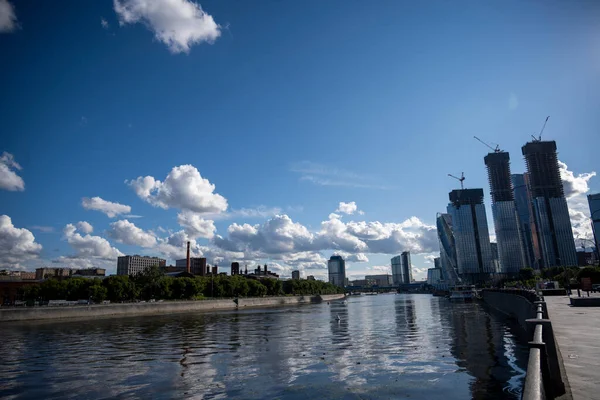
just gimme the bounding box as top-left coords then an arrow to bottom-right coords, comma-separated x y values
1,0 -> 598,279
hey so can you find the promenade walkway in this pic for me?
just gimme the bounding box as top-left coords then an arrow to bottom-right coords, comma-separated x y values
545,295 -> 600,400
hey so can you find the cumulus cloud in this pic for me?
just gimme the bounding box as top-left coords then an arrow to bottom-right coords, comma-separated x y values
63,223 -> 123,260
366,265 -> 391,274
113,0 -> 220,53
155,230 -> 243,263
108,219 -> 157,248
30,226 -> 54,233
0,152 -> 24,191
76,221 -> 94,234
127,165 -> 227,214
177,211 -> 216,239
213,213 -> 438,268
82,196 -> 132,218
336,201 -> 364,215
559,161 -> 597,240
0,215 -> 42,268
0,0 -> 18,33
101,17 -> 109,29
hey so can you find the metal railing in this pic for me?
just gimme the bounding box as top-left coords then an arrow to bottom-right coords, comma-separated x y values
522,298 -> 565,400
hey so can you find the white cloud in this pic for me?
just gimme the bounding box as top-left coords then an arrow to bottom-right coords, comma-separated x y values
63,223 -> 123,260
82,196 -> 132,218
508,92 -> 519,110
559,160 -> 597,240
30,226 -> 54,233
0,215 -> 42,268
101,17 -> 109,29
76,221 -> 94,234
108,219 -> 157,248
366,265 -> 391,274
177,211 -> 216,239
113,0 -> 220,53
291,161 -> 390,190
0,152 -> 24,191
0,0 -> 17,33
336,201 -> 362,215
126,165 -> 227,214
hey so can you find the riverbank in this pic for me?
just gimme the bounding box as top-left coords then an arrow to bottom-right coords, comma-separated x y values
0,294 -> 346,322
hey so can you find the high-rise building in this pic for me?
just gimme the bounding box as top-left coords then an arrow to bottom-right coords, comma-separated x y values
484,152 -> 526,274
522,141 -> 577,267
401,251 -> 413,283
117,255 -> 166,276
176,257 -> 207,276
328,255 -> 346,287
512,174 -> 535,268
490,243 -> 500,273
436,213 -> 460,285
588,194 -> 600,253
291,270 -> 300,280
365,274 -> 393,286
391,255 -> 403,285
447,189 -> 494,283
231,262 -> 240,276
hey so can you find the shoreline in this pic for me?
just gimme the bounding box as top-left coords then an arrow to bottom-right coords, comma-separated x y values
0,294 -> 346,323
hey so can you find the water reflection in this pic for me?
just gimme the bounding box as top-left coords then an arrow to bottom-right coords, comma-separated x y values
0,295 -> 528,400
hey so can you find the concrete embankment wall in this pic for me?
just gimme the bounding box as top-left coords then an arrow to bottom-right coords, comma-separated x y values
481,290 -> 536,331
0,294 -> 346,322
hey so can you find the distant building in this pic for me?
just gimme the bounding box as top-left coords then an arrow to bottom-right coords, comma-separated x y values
291,270 -> 300,280
391,253 -> 412,285
35,268 -> 71,280
176,257 -> 206,276
433,257 -> 441,270
589,193 -> 600,253
117,255 -> 166,276
211,265 -> 218,275
73,268 -> 105,277
427,268 -> 442,287
350,278 -> 376,287
231,262 -> 240,276
306,275 -> 315,281
484,151 -> 527,274
328,255 -> 346,288
490,243 -> 500,273
447,189 -> 494,284
522,140 -> 577,267
512,174 -> 536,268
161,266 -> 186,273
364,274 -> 393,287
248,264 -> 280,279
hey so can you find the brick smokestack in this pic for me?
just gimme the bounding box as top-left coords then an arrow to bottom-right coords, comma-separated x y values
186,241 -> 191,274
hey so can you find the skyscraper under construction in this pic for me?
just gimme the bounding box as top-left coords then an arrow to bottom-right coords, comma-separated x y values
522,140 -> 577,267
484,151 -> 526,274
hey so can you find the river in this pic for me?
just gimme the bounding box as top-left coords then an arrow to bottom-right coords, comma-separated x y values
0,294 -> 529,399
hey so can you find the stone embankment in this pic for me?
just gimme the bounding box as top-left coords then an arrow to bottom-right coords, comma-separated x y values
0,294 -> 346,322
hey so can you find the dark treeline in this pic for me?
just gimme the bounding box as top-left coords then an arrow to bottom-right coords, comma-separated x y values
20,266 -> 343,303
500,266 -> 600,289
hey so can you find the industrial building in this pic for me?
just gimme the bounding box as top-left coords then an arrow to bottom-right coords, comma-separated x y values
117,255 -> 166,276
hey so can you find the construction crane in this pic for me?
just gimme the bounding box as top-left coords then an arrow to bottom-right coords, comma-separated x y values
448,172 -> 465,190
473,136 -> 501,153
532,116 -> 550,142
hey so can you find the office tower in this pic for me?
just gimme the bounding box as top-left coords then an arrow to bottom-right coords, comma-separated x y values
401,251 -> 413,283
291,270 -> 300,280
588,194 -> 600,254
447,189 -> 494,283
484,152 -> 527,274
490,243 -> 500,273
176,257 -> 207,276
328,255 -> 346,287
512,174 -> 535,268
522,141 -> 577,267
391,255 -> 403,285
211,265 -> 218,275
231,262 -> 240,276
436,213 -> 460,285
117,255 -> 166,276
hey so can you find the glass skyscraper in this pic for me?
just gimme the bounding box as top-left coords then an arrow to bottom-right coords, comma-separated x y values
391,253 -> 412,284
328,255 -> 346,287
447,189 -> 493,283
436,212 -> 460,285
522,141 -> 577,267
484,152 -> 526,274
511,174 -> 535,268
588,194 -> 600,253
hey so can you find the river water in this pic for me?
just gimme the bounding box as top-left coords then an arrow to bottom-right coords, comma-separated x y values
0,294 -> 529,400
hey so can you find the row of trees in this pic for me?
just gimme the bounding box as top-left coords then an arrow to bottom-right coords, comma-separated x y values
499,266 -> 600,289
20,267 -> 343,303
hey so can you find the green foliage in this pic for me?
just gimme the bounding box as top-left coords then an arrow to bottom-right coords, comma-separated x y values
19,272 -> 343,304
577,267 -> 600,283
519,267 -> 535,281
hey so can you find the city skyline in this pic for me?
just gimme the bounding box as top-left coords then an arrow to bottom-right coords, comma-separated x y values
1,0 -> 599,281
